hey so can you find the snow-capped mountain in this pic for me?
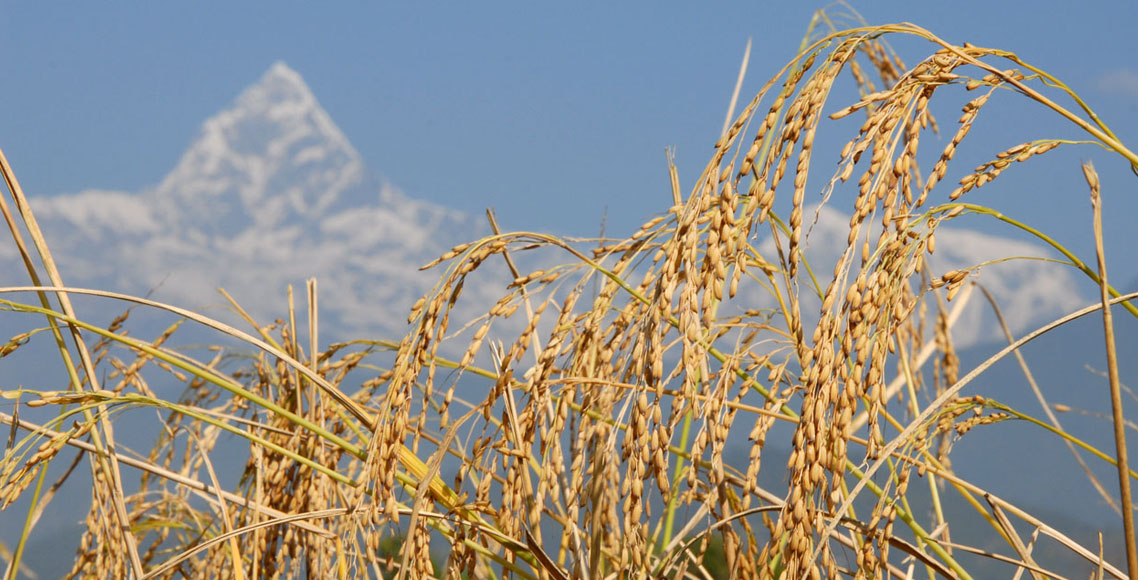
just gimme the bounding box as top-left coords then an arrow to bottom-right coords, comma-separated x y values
8,62 -> 1087,348
152,61 -> 368,234
22,62 -> 490,338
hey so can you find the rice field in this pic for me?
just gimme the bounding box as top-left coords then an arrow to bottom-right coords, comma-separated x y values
1,11 -> 1136,580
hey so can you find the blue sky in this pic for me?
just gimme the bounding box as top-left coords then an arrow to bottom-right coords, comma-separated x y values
2,1 -> 1138,280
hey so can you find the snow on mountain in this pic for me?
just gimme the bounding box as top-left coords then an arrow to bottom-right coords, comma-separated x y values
750,204 -> 1086,348
152,61 -> 366,234
22,62 -> 495,339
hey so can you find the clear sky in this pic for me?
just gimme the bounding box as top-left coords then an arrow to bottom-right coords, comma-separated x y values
2,1 -> 1137,280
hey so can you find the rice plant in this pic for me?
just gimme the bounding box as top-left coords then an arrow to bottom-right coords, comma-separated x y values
1,9 -> 1136,579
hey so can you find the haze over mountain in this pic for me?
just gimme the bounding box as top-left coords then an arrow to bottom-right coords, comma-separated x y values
6,61 -> 1088,348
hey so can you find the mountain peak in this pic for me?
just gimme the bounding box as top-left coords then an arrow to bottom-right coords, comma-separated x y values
239,61 -> 323,120
154,61 -> 365,232
260,61 -> 309,96
26,62 -> 485,338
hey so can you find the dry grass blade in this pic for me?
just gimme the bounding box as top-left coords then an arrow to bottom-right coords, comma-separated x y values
721,36 -> 753,139
188,432 -> 246,580
1086,161 -> 1138,578
933,538 -> 1070,580
141,508 -> 351,580
976,284 -> 1120,513
985,494 -> 1046,580
986,493 -> 1130,580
